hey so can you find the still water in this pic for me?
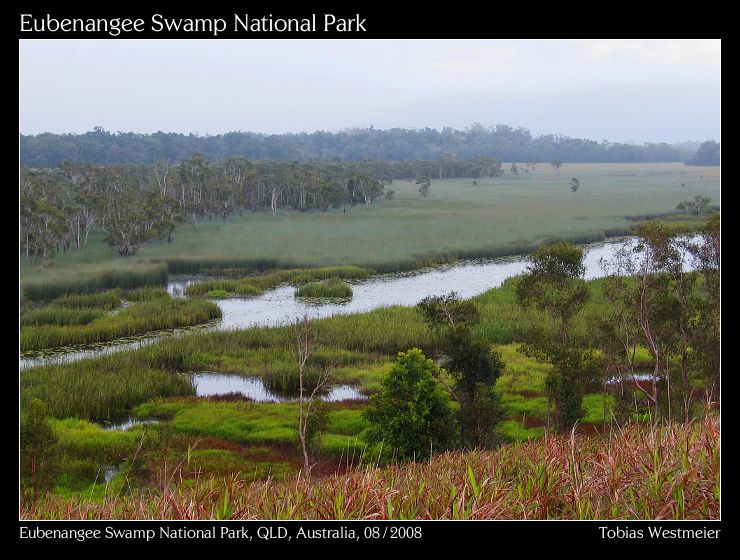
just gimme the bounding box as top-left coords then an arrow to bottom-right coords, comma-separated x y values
20,236 -> 697,369
193,373 -> 366,402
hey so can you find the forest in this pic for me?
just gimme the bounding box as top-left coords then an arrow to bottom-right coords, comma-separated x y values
20,124 -> 703,167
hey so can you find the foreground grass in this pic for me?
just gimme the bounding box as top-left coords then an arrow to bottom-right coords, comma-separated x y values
23,418 -> 719,520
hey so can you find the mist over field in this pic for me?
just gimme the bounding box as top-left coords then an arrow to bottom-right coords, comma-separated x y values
20,39 -> 720,143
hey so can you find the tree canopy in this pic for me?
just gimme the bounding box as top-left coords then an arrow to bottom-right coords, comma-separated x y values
20,124 -> 691,167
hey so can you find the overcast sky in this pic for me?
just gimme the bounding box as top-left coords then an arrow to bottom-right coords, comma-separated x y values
19,39 -> 720,143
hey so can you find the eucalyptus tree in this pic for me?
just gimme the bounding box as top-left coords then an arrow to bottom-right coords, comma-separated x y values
515,242 -> 594,430
351,171 -> 384,209
416,176 -> 431,197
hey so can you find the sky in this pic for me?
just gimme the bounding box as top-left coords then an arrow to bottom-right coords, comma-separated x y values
19,39 -> 721,143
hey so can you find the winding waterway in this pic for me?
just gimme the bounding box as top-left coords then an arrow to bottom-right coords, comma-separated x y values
20,236 -> 698,370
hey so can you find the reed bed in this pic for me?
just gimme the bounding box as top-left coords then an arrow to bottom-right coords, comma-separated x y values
186,266 -> 369,297
20,299 -> 221,352
20,276 -> 615,420
22,418 -> 720,520
124,287 -> 170,301
21,358 -> 195,421
20,307 -> 105,327
51,289 -> 122,310
295,278 -> 353,298
23,263 -> 168,301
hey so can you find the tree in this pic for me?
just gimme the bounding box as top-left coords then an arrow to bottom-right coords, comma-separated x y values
515,242 -> 589,343
444,327 -> 506,447
676,195 -> 711,216
417,292 -> 505,448
417,292 -> 479,331
550,160 -> 562,176
364,348 -> 457,462
521,338 -> 599,431
691,141 -> 720,166
293,314 -> 330,477
688,213 -> 720,397
20,399 -> 59,500
384,189 -> 395,202
599,222 -> 679,416
569,178 -> 580,192
352,171 -> 384,209
515,242 -> 592,431
416,176 -> 431,197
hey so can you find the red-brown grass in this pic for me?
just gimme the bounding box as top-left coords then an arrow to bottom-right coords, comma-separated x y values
21,417 -> 719,520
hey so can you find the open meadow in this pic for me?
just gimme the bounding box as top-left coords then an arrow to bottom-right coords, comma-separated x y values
21,163 -> 720,291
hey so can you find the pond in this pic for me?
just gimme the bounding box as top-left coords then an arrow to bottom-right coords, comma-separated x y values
20,236 -> 698,369
193,372 -> 366,402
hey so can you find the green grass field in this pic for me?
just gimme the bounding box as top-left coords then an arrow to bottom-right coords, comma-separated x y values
20,163 -> 720,287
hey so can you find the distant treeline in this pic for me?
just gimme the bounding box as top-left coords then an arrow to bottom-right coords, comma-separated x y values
21,124 -> 696,167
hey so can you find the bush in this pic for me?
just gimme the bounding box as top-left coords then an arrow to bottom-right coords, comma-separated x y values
364,348 -> 457,462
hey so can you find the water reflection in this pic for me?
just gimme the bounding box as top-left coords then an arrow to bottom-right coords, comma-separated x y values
193,372 -> 366,402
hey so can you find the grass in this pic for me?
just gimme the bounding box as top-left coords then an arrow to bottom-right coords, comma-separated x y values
23,417 -> 719,520
22,262 -> 168,301
21,298 -> 221,352
21,163 -> 720,285
134,399 -> 373,457
20,307 -> 105,327
124,287 -> 170,301
295,278 -> 353,298
17,276 -> 631,421
21,357 -> 196,421
186,266 -> 369,297
52,289 -> 122,310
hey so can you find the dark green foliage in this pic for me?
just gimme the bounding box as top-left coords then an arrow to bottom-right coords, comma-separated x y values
520,340 -> 600,431
20,399 -> 59,498
417,292 -> 480,331
690,141 -> 720,166
515,242 -> 593,431
364,349 -> 457,462
444,327 -> 507,448
416,176 -> 431,197
690,214 -> 720,389
445,327 -> 505,398
305,400 -> 330,453
20,126 -> 685,168
466,383 -> 507,448
516,242 -> 589,342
